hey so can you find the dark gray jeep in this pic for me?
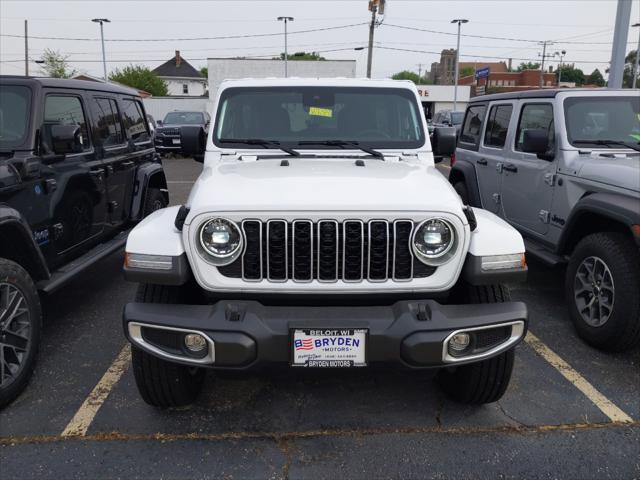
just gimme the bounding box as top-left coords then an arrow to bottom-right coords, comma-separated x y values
449,89 -> 639,352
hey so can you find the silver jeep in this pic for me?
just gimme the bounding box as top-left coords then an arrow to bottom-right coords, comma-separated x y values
449,89 -> 640,352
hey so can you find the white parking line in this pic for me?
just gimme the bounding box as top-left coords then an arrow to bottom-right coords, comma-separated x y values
61,345 -> 131,437
525,332 -> 633,423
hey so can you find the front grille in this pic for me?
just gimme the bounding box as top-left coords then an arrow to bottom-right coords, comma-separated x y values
157,127 -> 180,136
217,219 -> 437,283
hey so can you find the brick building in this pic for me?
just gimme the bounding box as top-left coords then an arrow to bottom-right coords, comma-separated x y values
459,68 -> 557,95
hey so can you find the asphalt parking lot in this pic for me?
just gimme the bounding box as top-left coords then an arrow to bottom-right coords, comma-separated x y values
1,157 -> 638,479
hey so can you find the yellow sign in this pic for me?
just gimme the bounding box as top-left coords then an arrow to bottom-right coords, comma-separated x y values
309,106 -> 333,118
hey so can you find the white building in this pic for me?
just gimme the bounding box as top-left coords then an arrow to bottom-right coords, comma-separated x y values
414,84 -> 471,118
207,58 -> 356,96
152,51 -> 207,97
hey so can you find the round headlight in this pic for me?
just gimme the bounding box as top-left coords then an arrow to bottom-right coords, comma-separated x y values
413,218 -> 456,265
199,218 -> 243,264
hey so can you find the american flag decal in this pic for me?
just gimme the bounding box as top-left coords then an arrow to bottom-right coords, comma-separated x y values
295,338 -> 314,350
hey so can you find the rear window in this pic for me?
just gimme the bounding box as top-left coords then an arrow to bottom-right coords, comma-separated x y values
121,99 -> 150,141
484,104 -> 513,148
164,112 -> 204,125
0,85 -> 31,150
459,105 -> 486,147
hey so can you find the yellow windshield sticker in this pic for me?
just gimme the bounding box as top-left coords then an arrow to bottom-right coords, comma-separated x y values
309,106 -> 333,118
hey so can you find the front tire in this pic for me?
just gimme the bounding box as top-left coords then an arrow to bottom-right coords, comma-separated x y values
143,188 -> 167,217
0,259 -> 42,409
438,284 -> 515,404
565,232 -> 640,352
130,283 -> 205,408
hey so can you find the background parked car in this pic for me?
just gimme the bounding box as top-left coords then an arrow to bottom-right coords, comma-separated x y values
154,110 -> 210,156
0,76 -> 168,407
432,110 -> 465,136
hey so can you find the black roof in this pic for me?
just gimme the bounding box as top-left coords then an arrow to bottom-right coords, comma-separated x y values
468,88 -> 628,103
0,75 -> 139,96
152,56 -> 202,79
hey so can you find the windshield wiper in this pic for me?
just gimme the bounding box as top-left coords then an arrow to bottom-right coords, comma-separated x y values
297,140 -> 384,159
218,138 -> 300,156
572,139 -> 640,153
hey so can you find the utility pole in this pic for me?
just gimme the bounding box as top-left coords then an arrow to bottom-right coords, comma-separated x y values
451,19 -> 468,112
366,6 -> 377,78
538,40 -> 554,88
632,23 -> 640,88
608,0 -> 632,88
24,20 -> 28,76
92,18 -> 110,81
277,16 -> 294,78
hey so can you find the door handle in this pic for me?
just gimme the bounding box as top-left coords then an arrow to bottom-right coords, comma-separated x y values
89,168 -> 104,180
476,158 -> 488,166
121,161 -> 135,168
503,163 -> 518,173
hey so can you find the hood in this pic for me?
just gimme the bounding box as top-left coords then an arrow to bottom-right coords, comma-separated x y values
578,153 -> 640,193
186,156 -> 461,216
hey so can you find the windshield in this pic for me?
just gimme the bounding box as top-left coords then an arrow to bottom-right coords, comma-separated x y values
163,112 -> 204,125
214,87 -> 425,150
451,112 -> 465,125
564,96 -> 640,148
0,85 -> 31,150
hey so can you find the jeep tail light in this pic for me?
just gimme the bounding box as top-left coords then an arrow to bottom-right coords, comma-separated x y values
450,152 -> 456,166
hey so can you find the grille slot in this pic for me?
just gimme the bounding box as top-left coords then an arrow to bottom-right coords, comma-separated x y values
218,219 -> 437,282
267,220 -> 287,281
293,220 -> 313,282
368,221 -> 389,281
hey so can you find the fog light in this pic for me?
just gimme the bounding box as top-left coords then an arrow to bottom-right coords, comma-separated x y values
125,253 -> 173,270
449,332 -> 471,352
481,253 -> 525,271
184,333 -> 207,352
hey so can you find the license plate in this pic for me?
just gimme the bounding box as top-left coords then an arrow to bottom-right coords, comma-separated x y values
291,328 -> 367,367
172,138 -> 181,145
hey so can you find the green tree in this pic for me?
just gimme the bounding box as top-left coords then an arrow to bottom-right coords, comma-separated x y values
516,62 -> 541,71
273,51 -> 326,61
391,70 -> 431,84
39,48 -> 77,78
556,64 -> 585,85
109,65 -> 168,96
200,66 -> 208,78
586,68 -> 605,87
460,66 -> 475,78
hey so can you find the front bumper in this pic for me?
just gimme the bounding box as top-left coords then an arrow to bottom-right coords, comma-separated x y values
123,299 -> 528,369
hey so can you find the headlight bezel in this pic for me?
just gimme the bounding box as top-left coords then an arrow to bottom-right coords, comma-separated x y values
412,217 -> 458,266
197,217 -> 244,266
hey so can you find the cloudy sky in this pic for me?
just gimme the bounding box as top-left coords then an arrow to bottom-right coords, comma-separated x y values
1,0 -> 638,80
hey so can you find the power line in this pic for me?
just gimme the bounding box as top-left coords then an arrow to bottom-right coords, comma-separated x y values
0,22 -> 367,42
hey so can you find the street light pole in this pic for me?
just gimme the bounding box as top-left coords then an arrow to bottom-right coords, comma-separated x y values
608,0 -> 632,89
92,18 -> 110,81
556,50 -> 566,86
277,17 -> 294,78
451,19 -> 468,112
632,23 -> 640,89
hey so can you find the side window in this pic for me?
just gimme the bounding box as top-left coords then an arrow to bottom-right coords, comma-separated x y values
182,84 -> 189,94
515,103 -> 554,152
484,104 -> 513,148
42,95 -> 90,153
93,97 -> 125,146
121,99 -> 150,142
459,105 -> 486,146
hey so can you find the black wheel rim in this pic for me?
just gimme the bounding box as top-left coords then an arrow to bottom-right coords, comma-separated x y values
573,256 -> 615,327
0,283 -> 32,389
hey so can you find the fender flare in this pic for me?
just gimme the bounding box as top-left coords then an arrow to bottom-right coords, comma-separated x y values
448,159 -> 482,208
131,162 -> 168,221
0,205 -> 50,281
558,192 -> 640,252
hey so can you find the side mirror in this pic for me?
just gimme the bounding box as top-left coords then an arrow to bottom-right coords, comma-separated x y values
157,120 -> 163,126
522,129 -> 549,155
181,125 -> 206,163
51,125 -> 83,155
432,126 -> 457,157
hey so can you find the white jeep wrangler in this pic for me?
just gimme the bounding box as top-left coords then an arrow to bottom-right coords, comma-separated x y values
122,79 -> 529,408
